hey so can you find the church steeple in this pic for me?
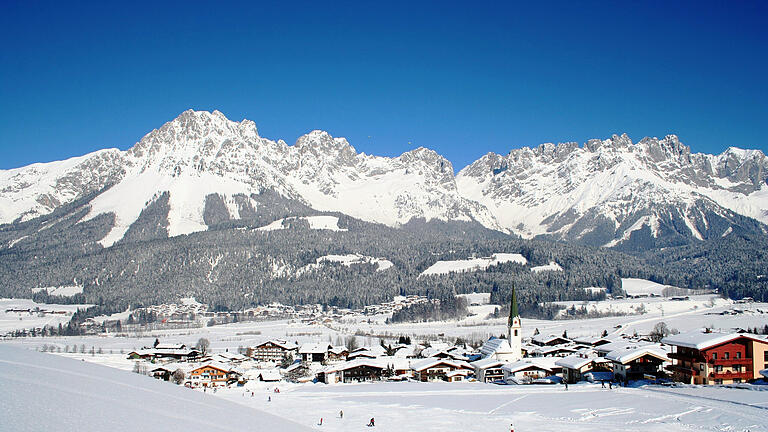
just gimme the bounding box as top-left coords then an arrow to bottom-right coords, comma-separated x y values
508,283 -> 519,326
507,283 -> 522,361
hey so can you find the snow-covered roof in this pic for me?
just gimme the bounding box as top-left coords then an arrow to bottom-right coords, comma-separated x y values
410,358 -> 472,372
502,360 -> 552,374
324,358 -> 386,373
256,370 -> 282,381
155,343 -> 186,350
572,336 -> 614,346
298,343 -> 329,354
479,338 -> 514,358
605,346 -> 668,364
256,339 -> 298,350
555,355 -> 595,370
534,345 -> 577,356
661,330 -> 766,350
329,345 -> 348,355
470,357 -> 506,369
532,334 -> 571,345
190,362 -> 232,373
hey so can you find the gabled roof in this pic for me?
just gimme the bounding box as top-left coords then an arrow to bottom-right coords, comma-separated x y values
470,357 -> 506,369
410,358 -> 472,372
256,339 -> 298,350
323,359 -> 386,373
605,346 -> 668,364
155,343 -> 186,350
531,334 -> 571,345
479,338 -> 514,358
298,343 -> 330,354
502,360 -> 552,374
661,330 -> 767,350
190,362 -> 231,374
555,354 -> 595,370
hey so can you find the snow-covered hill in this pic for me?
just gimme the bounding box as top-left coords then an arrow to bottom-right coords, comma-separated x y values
457,134 -> 768,247
0,344 -> 309,432
1,111 -> 766,249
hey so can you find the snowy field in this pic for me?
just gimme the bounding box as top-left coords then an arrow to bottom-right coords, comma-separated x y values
0,345 -> 309,432
3,345 -> 768,431
420,253 -> 527,276
621,278 -> 672,296
217,380 -> 768,432
0,298 -> 90,334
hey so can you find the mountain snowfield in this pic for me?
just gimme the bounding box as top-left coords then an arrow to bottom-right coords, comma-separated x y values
1,110 -> 766,249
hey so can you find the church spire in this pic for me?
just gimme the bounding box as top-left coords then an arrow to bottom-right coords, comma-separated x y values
508,283 -> 519,327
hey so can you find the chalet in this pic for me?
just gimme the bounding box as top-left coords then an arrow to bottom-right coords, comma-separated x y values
501,361 -> 553,382
321,359 -> 385,384
605,346 -> 668,381
188,363 -> 232,388
410,358 -> 474,382
555,355 -> 613,383
531,345 -> 578,358
255,370 -> 282,382
471,358 -> 506,383
252,339 -> 299,363
327,346 -> 349,363
662,330 -> 768,385
149,364 -> 185,381
531,334 -> 571,347
299,343 -> 331,363
126,348 -> 200,362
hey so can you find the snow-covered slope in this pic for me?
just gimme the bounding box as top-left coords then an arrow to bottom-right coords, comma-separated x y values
1,112 -> 766,250
0,344 -> 309,432
0,110 -> 500,247
457,134 -> 768,247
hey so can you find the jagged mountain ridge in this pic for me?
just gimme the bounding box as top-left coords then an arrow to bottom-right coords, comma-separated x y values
1,110 -> 499,247
456,134 -> 768,248
1,111 -> 766,249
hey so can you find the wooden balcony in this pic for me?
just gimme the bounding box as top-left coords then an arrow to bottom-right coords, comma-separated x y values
666,364 -> 698,376
708,358 -> 752,367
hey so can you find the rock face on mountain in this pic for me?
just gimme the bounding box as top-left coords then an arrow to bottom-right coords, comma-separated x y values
456,134 -> 768,248
1,111 -> 766,250
0,110 -> 499,247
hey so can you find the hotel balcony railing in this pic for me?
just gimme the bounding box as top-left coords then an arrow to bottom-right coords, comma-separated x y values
708,358 -> 752,367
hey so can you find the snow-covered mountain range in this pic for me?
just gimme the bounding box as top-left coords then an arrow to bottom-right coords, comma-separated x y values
1,110 -> 766,249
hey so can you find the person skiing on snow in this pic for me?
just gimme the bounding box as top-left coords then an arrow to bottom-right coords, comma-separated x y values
339,410 -> 343,419
367,417 -> 375,427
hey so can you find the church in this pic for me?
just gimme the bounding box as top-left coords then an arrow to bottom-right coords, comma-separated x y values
479,286 -> 522,362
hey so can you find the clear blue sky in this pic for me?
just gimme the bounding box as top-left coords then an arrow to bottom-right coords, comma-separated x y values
1,1 -> 766,171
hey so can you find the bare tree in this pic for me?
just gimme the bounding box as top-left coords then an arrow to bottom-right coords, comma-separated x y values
172,368 -> 186,385
195,338 -> 210,355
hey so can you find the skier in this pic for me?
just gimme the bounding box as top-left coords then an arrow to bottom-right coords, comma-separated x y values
564,382 -> 568,390
609,381 -> 613,389
319,418 -> 323,426
268,396 -> 271,402
367,417 -> 375,427
601,381 -> 605,388
339,410 -> 343,419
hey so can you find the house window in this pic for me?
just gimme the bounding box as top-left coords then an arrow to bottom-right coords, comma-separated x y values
724,352 -> 729,360
736,352 -> 741,359
714,365 -> 723,372
514,330 -> 518,336
764,352 -> 768,361
733,378 -> 741,383
714,379 -> 723,384
732,365 -> 741,372
712,353 -> 717,360
699,364 -> 704,371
